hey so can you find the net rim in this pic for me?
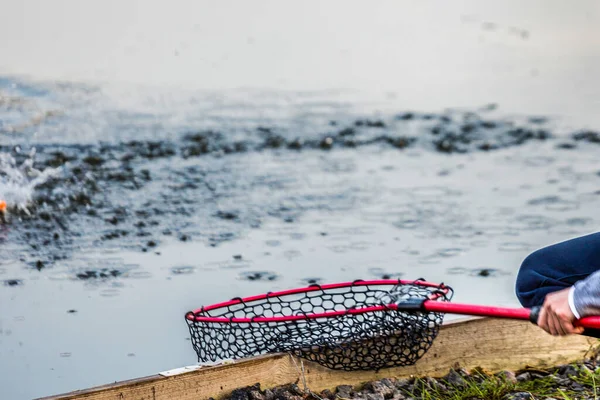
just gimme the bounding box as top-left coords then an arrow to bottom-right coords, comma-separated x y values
185,279 -> 450,324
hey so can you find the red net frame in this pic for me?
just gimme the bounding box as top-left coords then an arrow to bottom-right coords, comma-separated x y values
185,279 -> 453,371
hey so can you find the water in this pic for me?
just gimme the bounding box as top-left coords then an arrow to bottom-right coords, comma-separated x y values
1,1 -> 600,399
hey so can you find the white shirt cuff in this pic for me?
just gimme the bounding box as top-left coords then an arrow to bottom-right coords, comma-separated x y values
568,286 -> 581,319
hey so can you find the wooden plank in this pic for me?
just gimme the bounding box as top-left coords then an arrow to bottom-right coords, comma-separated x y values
38,317 -> 598,400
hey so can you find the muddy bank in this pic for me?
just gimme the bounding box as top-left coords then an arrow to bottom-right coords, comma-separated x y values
223,360 -> 600,400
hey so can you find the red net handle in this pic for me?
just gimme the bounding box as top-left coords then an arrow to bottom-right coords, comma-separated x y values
185,279 -> 449,323
423,301 -> 600,330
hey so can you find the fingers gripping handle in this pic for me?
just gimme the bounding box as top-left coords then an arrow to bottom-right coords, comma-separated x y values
529,306 -> 600,338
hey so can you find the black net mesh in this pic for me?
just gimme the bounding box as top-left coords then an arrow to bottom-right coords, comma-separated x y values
185,280 -> 453,371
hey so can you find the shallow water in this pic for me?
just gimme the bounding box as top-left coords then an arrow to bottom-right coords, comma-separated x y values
1,1 -> 600,399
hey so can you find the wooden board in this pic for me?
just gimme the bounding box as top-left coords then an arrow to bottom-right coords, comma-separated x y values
38,317 -> 599,400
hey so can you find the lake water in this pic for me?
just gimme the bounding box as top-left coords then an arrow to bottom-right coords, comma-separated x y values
0,1 -> 599,399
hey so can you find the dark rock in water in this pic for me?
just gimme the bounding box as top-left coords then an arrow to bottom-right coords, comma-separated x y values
529,116 -> 548,124
77,270 -> 97,279
216,211 -> 239,221
461,123 -> 477,133
480,103 -> 498,111
287,139 -> 303,150
170,266 -> 195,275
83,155 -> 105,167
233,254 -> 243,260
263,135 -> 286,149
338,127 -> 356,136
240,271 -> 278,282
477,268 -> 492,277
556,142 -> 576,149
435,138 -> 460,153
527,195 -> 561,206
147,240 -> 156,247
208,232 -> 235,246
102,230 -> 129,240
126,140 -> 176,159
387,137 -> 414,149
4,279 -> 23,287
355,119 -> 386,128
44,151 -> 77,167
121,152 -> 135,162
396,112 -> 414,120
233,142 -> 248,153
303,277 -> 323,285
71,192 -> 92,206
76,269 -> 121,280
507,127 -> 550,144
572,130 -> 600,143
481,120 -> 497,129
67,309 -> 77,313
38,211 -> 52,221
320,137 -> 333,149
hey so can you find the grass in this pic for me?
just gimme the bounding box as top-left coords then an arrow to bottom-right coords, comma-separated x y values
401,363 -> 600,400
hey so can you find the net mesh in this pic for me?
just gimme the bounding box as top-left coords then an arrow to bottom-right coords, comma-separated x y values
185,280 -> 453,371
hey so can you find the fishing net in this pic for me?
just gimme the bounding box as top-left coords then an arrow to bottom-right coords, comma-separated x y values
185,279 -> 453,371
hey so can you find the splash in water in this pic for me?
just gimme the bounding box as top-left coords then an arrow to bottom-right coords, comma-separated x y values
0,148 -> 60,216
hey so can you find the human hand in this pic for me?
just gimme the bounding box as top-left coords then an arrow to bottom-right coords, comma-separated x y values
538,287 -> 584,336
